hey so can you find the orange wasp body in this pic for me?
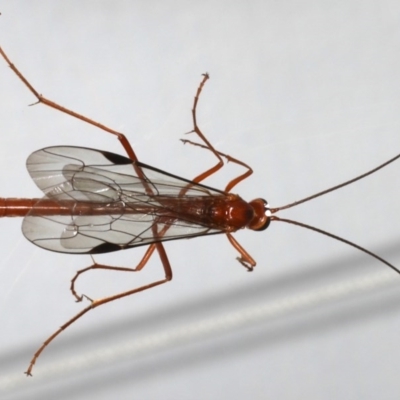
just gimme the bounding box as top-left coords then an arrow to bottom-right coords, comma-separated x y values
0,46 -> 398,376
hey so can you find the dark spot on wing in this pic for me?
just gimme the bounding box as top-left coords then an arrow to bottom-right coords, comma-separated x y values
101,151 -> 132,165
89,242 -> 124,254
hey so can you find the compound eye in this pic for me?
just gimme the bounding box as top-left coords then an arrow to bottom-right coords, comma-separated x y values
248,198 -> 271,231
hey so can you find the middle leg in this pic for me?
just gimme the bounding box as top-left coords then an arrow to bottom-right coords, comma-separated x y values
183,73 -> 253,192
26,241 -> 172,376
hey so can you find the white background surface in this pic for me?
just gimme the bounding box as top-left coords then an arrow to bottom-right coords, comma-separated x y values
0,2 -> 400,399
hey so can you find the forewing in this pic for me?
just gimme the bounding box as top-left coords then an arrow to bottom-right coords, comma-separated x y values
23,146 -> 225,253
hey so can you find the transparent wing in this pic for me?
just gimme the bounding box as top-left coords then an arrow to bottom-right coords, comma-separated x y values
22,146 -> 226,254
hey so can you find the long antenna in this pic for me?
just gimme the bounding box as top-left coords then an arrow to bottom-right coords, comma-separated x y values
271,216 -> 400,275
269,152 -> 400,274
271,153 -> 400,213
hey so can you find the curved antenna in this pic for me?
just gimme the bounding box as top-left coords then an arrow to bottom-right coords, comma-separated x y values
271,153 -> 400,213
271,216 -> 400,275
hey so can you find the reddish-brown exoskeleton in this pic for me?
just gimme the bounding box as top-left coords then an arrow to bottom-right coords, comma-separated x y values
0,46 -> 399,376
